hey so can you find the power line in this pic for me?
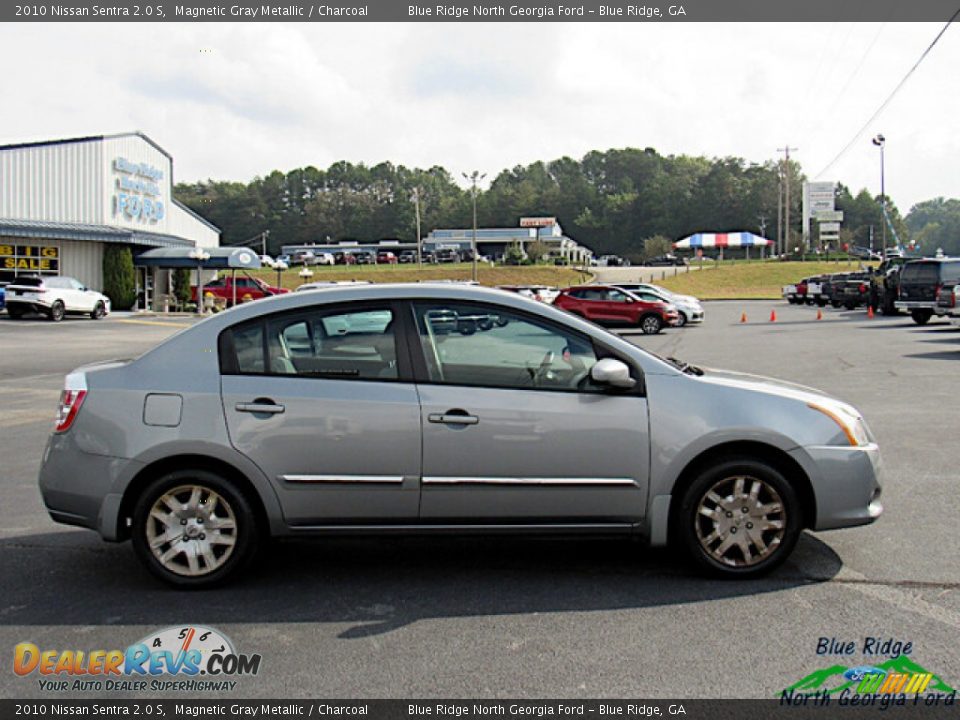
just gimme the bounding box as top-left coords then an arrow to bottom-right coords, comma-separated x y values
815,10 -> 960,179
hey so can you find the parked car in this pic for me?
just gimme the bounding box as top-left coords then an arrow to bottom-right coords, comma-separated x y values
38,283 -> 882,587
376,251 -> 398,265
313,252 -> 336,266
435,248 -> 461,263
398,250 -> 418,264
819,274 -> 850,308
610,284 -> 704,326
258,255 -> 275,268
895,258 -> 960,325
5,275 -> 110,321
936,283 -> 960,325
782,278 -> 810,305
554,285 -> 678,334
353,251 -> 376,265
421,250 -> 436,264
837,272 -> 873,310
192,275 -> 289,306
291,250 -> 317,266
276,254 -> 292,267
497,285 -> 560,304
643,254 -> 686,267
332,251 -> 358,265
0,282 -> 6,313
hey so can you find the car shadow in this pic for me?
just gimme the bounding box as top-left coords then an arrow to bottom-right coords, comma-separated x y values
904,350 -> 960,361
0,530 -> 842,637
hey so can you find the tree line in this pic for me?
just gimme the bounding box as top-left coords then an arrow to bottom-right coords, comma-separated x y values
174,147 -> 955,260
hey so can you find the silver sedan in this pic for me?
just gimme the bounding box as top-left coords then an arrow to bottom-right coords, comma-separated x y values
38,284 -> 882,587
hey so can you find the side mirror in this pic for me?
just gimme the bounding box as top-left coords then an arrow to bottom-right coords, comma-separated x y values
590,358 -> 636,389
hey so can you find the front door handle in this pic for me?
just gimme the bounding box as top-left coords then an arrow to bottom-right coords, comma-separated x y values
235,400 -> 285,414
428,410 -> 479,425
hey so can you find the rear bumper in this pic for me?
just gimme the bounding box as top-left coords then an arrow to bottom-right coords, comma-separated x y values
5,298 -> 53,313
895,301 -> 935,310
791,443 -> 883,531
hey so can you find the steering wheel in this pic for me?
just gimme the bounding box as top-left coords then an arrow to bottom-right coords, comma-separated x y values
527,350 -> 555,387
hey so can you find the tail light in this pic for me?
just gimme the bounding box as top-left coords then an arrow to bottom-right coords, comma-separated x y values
935,283 -> 942,300
859,283 -> 867,293
55,372 -> 87,433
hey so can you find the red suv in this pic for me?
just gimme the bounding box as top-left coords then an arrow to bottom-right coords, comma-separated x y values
554,285 -> 678,334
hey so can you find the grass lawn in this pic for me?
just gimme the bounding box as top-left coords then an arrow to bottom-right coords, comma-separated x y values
249,263 -> 590,290
658,260 -> 877,300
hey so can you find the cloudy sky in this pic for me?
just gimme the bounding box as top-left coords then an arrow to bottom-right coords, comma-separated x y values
2,22 -> 958,211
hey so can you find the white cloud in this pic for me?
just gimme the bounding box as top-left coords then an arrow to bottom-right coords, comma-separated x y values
1,21 -> 958,211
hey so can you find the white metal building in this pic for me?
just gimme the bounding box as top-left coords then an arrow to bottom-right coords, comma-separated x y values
0,132 -> 219,292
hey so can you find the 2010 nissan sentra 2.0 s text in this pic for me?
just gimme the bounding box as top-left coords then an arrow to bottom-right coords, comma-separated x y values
38,284 -> 883,587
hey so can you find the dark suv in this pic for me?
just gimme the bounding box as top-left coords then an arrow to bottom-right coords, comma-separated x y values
896,258 -> 960,325
870,255 -> 909,316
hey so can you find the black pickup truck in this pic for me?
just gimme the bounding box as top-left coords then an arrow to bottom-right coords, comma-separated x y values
896,258 -> 960,325
837,272 -> 873,310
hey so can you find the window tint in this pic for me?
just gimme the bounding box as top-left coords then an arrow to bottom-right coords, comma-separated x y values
233,323 -> 265,373
413,302 -> 599,392
266,307 -> 397,380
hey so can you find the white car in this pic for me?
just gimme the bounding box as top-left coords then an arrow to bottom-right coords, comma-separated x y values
259,254 -> 275,268
4,275 -> 111,322
612,283 -> 704,326
295,280 -> 372,292
314,252 -> 336,266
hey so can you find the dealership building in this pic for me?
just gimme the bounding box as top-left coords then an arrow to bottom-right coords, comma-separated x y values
0,132 -> 220,294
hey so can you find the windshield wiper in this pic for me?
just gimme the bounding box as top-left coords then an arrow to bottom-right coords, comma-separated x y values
666,357 -> 704,376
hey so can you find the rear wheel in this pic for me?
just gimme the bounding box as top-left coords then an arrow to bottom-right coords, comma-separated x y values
640,314 -> 663,335
677,457 -> 801,578
7,307 -> 23,319
48,301 -> 65,322
90,301 -> 105,320
911,309 -> 933,325
830,300 -> 841,308
131,469 -> 259,588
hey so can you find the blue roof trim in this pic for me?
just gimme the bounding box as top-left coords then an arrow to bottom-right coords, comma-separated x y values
172,198 -> 221,233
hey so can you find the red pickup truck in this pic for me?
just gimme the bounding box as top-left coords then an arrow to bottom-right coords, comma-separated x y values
192,275 -> 289,306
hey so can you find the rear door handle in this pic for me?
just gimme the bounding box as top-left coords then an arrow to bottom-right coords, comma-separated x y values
428,411 -> 479,425
235,401 -> 285,415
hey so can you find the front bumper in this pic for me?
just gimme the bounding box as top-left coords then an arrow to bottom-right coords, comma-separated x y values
790,443 -> 883,531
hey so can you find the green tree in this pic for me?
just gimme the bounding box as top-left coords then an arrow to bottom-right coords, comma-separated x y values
172,268 -> 191,306
102,245 -> 136,310
642,235 -> 673,260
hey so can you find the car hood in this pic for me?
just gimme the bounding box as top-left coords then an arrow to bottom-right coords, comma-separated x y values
695,367 -> 839,406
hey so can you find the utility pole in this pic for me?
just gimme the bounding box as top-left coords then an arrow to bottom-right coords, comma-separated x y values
411,188 -> 422,269
776,173 -> 783,256
462,171 -> 485,282
872,134 -> 886,257
778,145 -> 798,256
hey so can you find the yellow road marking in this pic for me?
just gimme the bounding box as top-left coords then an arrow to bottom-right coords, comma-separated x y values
116,319 -> 193,328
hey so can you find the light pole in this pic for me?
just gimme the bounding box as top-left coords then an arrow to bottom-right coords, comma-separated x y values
872,134 -> 886,257
274,260 -> 288,290
411,188 -> 422,269
462,171 -> 485,282
188,247 -> 210,315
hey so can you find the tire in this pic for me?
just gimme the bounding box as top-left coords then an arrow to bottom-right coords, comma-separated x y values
675,312 -> 688,328
639,314 -> 663,335
7,308 -> 23,320
48,301 -> 65,322
844,302 -> 856,310
911,309 -> 933,326
90,301 -> 105,320
830,300 -> 841,309
131,469 -> 259,588
816,299 -> 827,308
676,457 -> 801,578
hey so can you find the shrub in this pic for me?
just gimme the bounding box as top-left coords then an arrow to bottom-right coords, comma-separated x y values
102,245 -> 137,310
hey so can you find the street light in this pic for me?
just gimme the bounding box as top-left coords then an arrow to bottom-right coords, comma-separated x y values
872,134 -> 886,256
462,171 -> 486,282
411,188 -> 422,269
188,247 -> 210,314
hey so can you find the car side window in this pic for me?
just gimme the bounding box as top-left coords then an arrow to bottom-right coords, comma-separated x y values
266,307 -> 397,380
606,289 -> 630,303
232,323 -> 265,373
412,302 -> 599,392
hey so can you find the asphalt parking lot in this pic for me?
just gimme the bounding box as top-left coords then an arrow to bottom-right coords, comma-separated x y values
0,302 -> 958,699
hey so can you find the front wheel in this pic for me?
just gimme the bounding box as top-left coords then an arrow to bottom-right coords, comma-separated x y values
911,309 -> 933,325
131,469 -> 259,588
677,457 -> 801,578
639,314 -> 663,335
675,312 -> 688,328
90,301 -> 106,320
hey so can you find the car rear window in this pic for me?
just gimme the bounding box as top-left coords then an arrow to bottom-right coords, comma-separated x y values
11,276 -> 45,287
901,262 -> 960,283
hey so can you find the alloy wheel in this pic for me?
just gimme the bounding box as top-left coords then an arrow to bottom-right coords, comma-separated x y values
145,484 -> 238,577
694,475 -> 786,568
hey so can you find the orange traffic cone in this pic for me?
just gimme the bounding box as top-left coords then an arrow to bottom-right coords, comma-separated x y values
770,309 -> 777,322
816,309 -> 823,320
740,311 -> 747,323
867,306 -> 875,319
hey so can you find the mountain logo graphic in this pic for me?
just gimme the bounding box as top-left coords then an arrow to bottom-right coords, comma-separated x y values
782,655 -> 956,697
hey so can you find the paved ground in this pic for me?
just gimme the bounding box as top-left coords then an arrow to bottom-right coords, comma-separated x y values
0,303 -> 958,699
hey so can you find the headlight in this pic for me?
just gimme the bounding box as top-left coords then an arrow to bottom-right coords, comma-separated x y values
808,402 -> 871,447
